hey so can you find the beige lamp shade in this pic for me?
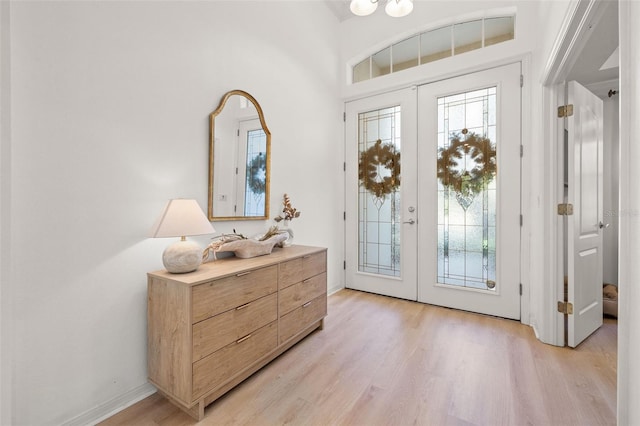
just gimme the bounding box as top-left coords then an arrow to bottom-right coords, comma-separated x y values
149,199 -> 215,238
149,199 -> 215,273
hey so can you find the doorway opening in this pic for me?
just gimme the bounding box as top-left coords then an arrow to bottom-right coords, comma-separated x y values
546,0 -> 618,347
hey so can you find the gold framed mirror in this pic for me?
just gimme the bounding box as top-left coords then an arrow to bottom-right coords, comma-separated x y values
208,90 -> 271,221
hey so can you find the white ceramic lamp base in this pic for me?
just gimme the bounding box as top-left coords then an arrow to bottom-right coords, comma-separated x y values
163,238 -> 203,273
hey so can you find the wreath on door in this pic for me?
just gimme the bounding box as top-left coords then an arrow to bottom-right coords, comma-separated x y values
437,132 -> 496,197
358,139 -> 401,199
247,153 -> 266,195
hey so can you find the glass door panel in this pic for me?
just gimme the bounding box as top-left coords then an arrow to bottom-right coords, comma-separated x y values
237,119 -> 266,216
358,107 -> 402,277
243,128 -> 267,216
437,87 -> 497,291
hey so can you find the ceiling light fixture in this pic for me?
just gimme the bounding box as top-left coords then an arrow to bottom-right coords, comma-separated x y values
350,0 -> 413,17
385,0 -> 413,17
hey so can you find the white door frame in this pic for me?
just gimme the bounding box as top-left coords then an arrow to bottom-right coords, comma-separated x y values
539,0 -> 612,347
617,2 -> 639,424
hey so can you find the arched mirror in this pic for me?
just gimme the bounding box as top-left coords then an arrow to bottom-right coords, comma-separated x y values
208,90 -> 270,221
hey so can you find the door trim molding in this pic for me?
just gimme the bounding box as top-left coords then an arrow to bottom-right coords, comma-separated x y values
520,55 -> 532,327
541,1 -> 609,86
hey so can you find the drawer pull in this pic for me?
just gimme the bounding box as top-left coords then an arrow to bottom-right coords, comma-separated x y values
303,278 -> 312,284
303,255 -> 312,259
236,334 -> 252,344
236,271 -> 252,277
236,302 -> 251,310
302,301 -> 312,308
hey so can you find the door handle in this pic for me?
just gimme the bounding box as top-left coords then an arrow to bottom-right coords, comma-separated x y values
599,221 -> 610,229
403,219 -> 415,225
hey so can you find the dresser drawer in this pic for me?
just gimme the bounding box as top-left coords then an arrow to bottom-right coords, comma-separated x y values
279,294 -> 326,344
192,293 -> 277,362
279,272 -> 326,316
278,251 -> 326,290
192,265 -> 278,323
192,321 -> 277,399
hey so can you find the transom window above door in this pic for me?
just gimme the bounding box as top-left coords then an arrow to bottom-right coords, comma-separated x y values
352,15 -> 515,84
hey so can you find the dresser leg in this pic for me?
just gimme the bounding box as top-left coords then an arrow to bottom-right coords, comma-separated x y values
318,318 -> 324,331
181,399 -> 204,421
196,400 -> 205,421
153,389 -> 205,421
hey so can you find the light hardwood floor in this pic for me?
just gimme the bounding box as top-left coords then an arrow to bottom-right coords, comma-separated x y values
102,289 -> 617,425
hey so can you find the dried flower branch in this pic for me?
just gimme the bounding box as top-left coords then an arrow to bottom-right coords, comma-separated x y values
259,225 -> 283,241
274,193 -> 301,222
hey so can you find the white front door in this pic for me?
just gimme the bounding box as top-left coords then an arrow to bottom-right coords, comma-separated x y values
566,80 -> 604,347
344,63 -> 521,319
345,88 -> 418,300
416,63 -> 522,320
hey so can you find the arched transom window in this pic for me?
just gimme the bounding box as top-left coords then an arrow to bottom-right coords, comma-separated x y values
352,15 -> 515,84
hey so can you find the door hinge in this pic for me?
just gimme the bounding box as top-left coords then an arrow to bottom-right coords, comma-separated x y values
343,211 -> 346,220
557,203 -> 574,215
237,129 -> 240,136
520,74 -> 524,87
343,260 -> 346,270
557,301 -> 574,315
520,145 -> 524,157
344,162 -> 346,172
519,283 -> 523,295
343,112 -> 346,122
557,104 -> 574,118
520,214 -> 523,226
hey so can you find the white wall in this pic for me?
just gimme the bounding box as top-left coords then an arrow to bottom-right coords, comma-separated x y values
4,1 -> 341,424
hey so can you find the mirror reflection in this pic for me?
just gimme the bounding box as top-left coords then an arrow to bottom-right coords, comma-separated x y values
208,90 -> 270,221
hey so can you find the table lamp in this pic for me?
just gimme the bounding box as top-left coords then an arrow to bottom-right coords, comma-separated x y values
149,199 -> 215,273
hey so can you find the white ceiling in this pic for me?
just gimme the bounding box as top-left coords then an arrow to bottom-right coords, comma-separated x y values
324,0 -> 353,22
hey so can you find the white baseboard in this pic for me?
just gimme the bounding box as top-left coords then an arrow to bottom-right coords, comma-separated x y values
328,284 -> 344,296
62,382 -> 156,426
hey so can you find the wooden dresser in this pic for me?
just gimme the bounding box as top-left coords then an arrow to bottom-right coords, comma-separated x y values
147,245 -> 327,420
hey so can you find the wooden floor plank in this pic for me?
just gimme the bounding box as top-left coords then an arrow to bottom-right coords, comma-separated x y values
101,289 -> 617,426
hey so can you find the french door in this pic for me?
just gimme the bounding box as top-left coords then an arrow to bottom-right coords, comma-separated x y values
345,63 -> 521,319
345,88 -> 418,300
417,63 -> 521,319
